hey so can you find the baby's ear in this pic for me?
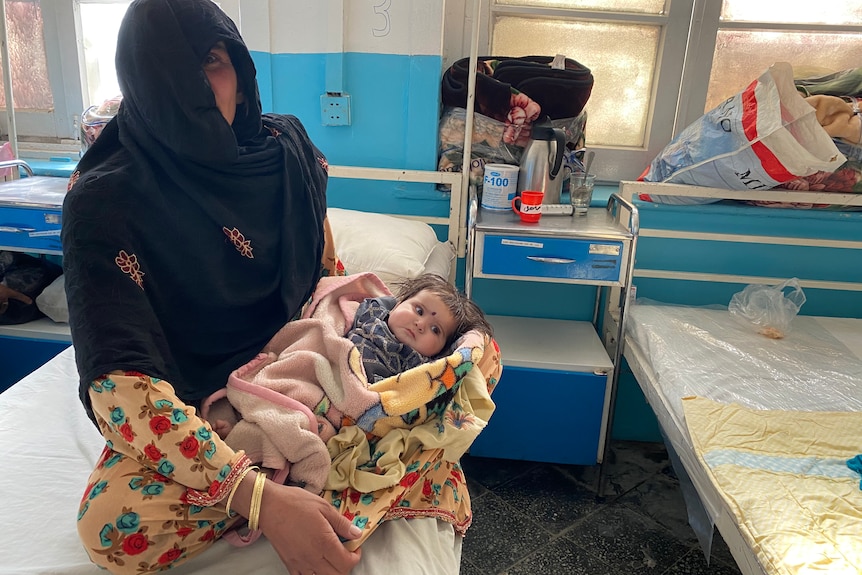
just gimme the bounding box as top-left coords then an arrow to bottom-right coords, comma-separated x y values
236,91 -> 245,104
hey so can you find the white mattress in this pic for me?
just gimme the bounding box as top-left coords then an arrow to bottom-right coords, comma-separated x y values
0,347 -> 460,575
624,304 -> 862,575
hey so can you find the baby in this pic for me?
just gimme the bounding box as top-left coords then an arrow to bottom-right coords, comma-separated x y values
211,273 -> 492,438
348,273 -> 492,382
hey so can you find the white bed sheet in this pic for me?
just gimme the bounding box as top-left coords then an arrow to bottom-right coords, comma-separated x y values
624,304 -> 862,575
0,347 -> 461,575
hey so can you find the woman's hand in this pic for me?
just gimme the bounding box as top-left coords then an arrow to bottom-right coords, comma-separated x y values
231,472 -> 362,575
232,472 -> 362,575
260,483 -> 362,574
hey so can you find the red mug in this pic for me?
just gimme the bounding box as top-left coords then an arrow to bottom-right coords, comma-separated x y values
512,190 -> 544,223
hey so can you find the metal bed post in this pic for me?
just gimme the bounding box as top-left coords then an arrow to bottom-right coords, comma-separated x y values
596,193 -> 639,498
461,0 -> 482,298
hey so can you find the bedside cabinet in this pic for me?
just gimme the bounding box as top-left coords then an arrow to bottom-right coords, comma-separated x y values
0,175 -> 71,391
469,316 -> 613,464
466,193 -> 638,486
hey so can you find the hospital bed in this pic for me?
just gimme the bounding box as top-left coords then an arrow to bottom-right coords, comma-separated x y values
617,180 -> 862,575
0,166 -> 470,574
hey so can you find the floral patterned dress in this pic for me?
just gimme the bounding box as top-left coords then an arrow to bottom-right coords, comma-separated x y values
77,373 -> 248,572
75,240 -> 346,573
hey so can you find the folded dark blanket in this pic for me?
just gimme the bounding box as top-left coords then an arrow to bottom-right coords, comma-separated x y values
441,55 -> 594,121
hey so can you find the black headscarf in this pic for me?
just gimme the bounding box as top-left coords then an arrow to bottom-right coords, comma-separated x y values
62,0 -> 327,422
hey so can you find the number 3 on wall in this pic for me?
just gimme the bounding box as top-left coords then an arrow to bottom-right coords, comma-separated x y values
372,0 -> 391,37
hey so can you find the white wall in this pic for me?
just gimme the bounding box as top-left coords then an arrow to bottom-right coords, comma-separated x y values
235,0 -> 447,56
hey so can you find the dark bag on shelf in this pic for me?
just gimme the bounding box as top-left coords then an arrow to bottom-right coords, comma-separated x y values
0,251 -> 63,325
441,55 -> 594,122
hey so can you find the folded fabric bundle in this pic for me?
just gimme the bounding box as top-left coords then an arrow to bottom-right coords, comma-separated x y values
805,95 -> 862,144
493,56 -> 594,119
795,67 -> 862,98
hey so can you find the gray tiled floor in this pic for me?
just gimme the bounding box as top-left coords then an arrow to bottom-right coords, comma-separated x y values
460,441 -> 744,575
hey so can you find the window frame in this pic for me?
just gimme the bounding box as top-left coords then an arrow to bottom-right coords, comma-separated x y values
0,0 -> 239,153
677,3 -> 862,129
0,0 -> 85,145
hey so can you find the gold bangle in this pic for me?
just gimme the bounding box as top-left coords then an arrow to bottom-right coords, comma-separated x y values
224,465 -> 258,516
248,470 -> 267,531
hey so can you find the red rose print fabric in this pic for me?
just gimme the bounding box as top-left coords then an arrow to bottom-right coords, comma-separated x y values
77,373 -> 247,572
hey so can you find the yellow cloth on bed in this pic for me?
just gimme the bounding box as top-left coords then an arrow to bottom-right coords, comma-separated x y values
683,396 -> 862,575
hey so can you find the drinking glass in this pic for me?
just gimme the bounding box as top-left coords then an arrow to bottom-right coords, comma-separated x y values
569,173 -> 596,216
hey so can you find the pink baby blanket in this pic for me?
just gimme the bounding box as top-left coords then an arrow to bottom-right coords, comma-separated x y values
203,272 -> 492,494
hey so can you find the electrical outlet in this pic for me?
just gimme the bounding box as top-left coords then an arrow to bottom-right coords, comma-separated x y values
320,94 -> 351,126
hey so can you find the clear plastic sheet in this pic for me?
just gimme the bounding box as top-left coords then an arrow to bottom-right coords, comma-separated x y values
80,94 -> 122,153
0,174 -> 69,206
626,300 -> 862,415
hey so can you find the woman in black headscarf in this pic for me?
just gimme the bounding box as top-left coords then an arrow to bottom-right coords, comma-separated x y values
64,1 -> 361,573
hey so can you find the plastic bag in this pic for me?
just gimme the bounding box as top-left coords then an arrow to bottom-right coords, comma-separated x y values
35,274 -> 68,323
436,106 -> 587,191
728,278 -> 806,339
640,62 -> 845,204
437,106 -> 523,189
80,94 -> 123,153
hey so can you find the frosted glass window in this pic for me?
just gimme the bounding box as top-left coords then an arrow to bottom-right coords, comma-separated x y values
496,0 -> 666,14
721,0 -> 862,25
80,2 -> 131,106
705,30 -> 862,113
0,1 -> 52,111
492,16 -> 659,147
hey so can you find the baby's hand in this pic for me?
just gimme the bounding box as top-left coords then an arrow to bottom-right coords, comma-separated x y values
212,419 -> 233,439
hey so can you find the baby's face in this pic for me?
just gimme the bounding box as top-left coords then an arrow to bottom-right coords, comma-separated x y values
387,290 -> 457,357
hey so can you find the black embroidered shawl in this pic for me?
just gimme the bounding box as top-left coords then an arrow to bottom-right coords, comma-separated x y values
62,0 -> 327,421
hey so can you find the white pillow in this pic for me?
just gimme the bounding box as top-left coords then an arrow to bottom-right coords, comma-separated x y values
423,240 -> 456,281
326,208 -> 454,288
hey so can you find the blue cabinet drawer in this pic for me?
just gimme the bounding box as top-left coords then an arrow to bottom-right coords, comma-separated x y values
470,365 -> 607,465
0,205 -> 63,254
480,233 -> 623,282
